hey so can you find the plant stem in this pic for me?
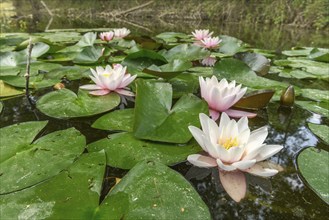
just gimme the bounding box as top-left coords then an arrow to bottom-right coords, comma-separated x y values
25,37 -> 33,97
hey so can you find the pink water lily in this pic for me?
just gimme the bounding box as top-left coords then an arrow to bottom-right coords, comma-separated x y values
188,113 -> 283,202
113,28 -> 131,38
99,31 -> 114,42
201,56 -> 217,67
192,29 -> 213,41
80,64 -> 137,96
200,37 -> 222,49
199,76 -> 256,120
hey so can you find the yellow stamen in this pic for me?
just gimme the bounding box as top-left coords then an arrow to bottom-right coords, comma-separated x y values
102,72 -> 112,77
219,137 -> 239,150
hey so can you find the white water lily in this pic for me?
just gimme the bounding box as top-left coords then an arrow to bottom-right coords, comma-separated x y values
113,28 -> 130,38
80,64 -> 136,96
187,113 -> 283,202
199,76 -> 256,120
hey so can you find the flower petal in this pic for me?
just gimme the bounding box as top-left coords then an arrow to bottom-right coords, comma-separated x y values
216,159 -> 236,171
232,159 -> 256,170
115,89 -> 135,96
255,145 -> 283,161
188,126 -> 207,152
209,109 -> 219,121
225,109 -> 257,118
219,170 -> 246,202
245,163 -> 279,177
79,84 -> 103,90
187,154 -> 217,168
89,90 -> 110,96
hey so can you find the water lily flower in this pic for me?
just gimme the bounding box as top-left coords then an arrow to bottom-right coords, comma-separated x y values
80,64 -> 137,96
99,31 -> 114,42
199,76 -> 257,120
192,29 -> 213,41
201,56 -> 217,67
200,37 -> 222,49
113,28 -> 131,38
188,113 -> 283,202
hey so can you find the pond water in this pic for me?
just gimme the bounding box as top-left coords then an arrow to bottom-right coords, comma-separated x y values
1,5 -> 329,220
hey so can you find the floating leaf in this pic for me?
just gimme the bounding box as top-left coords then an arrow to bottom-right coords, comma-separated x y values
1,75 -> 59,89
0,121 -> 86,194
133,80 -> 208,143
36,88 -> 120,119
308,48 -> 329,62
0,80 -> 24,97
92,108 -> 134,132
88,132 -> 202,169
170,74 -> 199,98
143,59 -> 192,79
213,58 -> 287,91
297,147 -> 329,204
0,151 -> 125,219
295,101 -> 329,118
156,32 -> 190,44
278,69 -> 317,79
106,160 -> 211,219
234,52 -> 270,76
160,44 -> 210,62
218,35 -> 247,55
122,49 -> 167,74
308,124 -> 329,144
73,46 -> 102,64
45,66 -> 91,80
282,47 -> 313,57
301,89 -> 329,103
234,90 -> 275,110
76,32 -> 97,47
28,42 -> 50,58
0,101 -> 3,113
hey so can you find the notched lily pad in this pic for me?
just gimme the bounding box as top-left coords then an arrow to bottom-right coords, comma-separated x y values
234,52 -> 270,76
297,147 -> 329,204
36,88 -> 120,119
308,123 -> 329,144
0,121 -> 86,194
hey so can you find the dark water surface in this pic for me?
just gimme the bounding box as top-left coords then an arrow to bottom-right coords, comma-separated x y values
1,3 -> 329,219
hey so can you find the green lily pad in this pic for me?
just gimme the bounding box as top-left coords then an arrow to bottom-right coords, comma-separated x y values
0,75 -> 60,89
28,42 -> 50,58
295,101 -> 329,118
0,121 -> 86,194
92,108 -> 134,132
218,35 -> 247,55
160,44 -> 210,62
76,32 -> 97,47
301,89 -> 329,103
234,52 -> 270,76
0,151 -> 124,219
0,51 -> 27,67
0,62 -> 62,77
308,123 -> 329,144
308,48 -> 329,62
122,49 -> 167,74
143,59 -> 192,79
282,47 -> 313,57
36,88 -> 120,119
106,160 -> 211,219
0,101 -> 3,113
0,80 -> 24,97
156,32 -> 190,44
88,132 -> 202,169
73,46 -> 102,64
278,69 -> 317,79
45,66 -> 91,80
213,58 -> 287,91
169,73 -> 199,98
133,80 -> 208,143
297,147 -> 329,204
189,66 -> 213,77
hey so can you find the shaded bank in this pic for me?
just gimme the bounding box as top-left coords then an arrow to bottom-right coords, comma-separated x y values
1,0 -> 328,49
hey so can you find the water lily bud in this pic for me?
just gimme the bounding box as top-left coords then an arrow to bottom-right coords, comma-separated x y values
280,85 -> 295,107
53,82 -> 65,90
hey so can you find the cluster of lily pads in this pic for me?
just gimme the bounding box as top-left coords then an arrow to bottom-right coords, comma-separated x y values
0,27 -> 328,218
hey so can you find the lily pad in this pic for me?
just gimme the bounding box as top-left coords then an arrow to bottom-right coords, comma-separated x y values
301,89 -> 329,103
169,74 -> 199,98
73,46 -> 102,64
295,101 -> 329,118
308,123 -> 329,144
36,88 -> 120,119
0,121 -> 86,194
159,44 -> 210,62
0,151 -> 124,219
0,75 -> 59,89
133,80 -> 208,143
0,80 -> 24,97
76,32 -> 97,47
308,48 -> 329,62
282,47 -> 313,57
106,160 -> 211,219
143,59 -> 192,79
234,90 -> 275,110
297,147 -> 329,204
92,108 -> 134,132
0,102 -> 3,113
234,52 -> 270,76
218,35 -> 247,55
88,132 -> 202,169
213,58 -> 287,91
